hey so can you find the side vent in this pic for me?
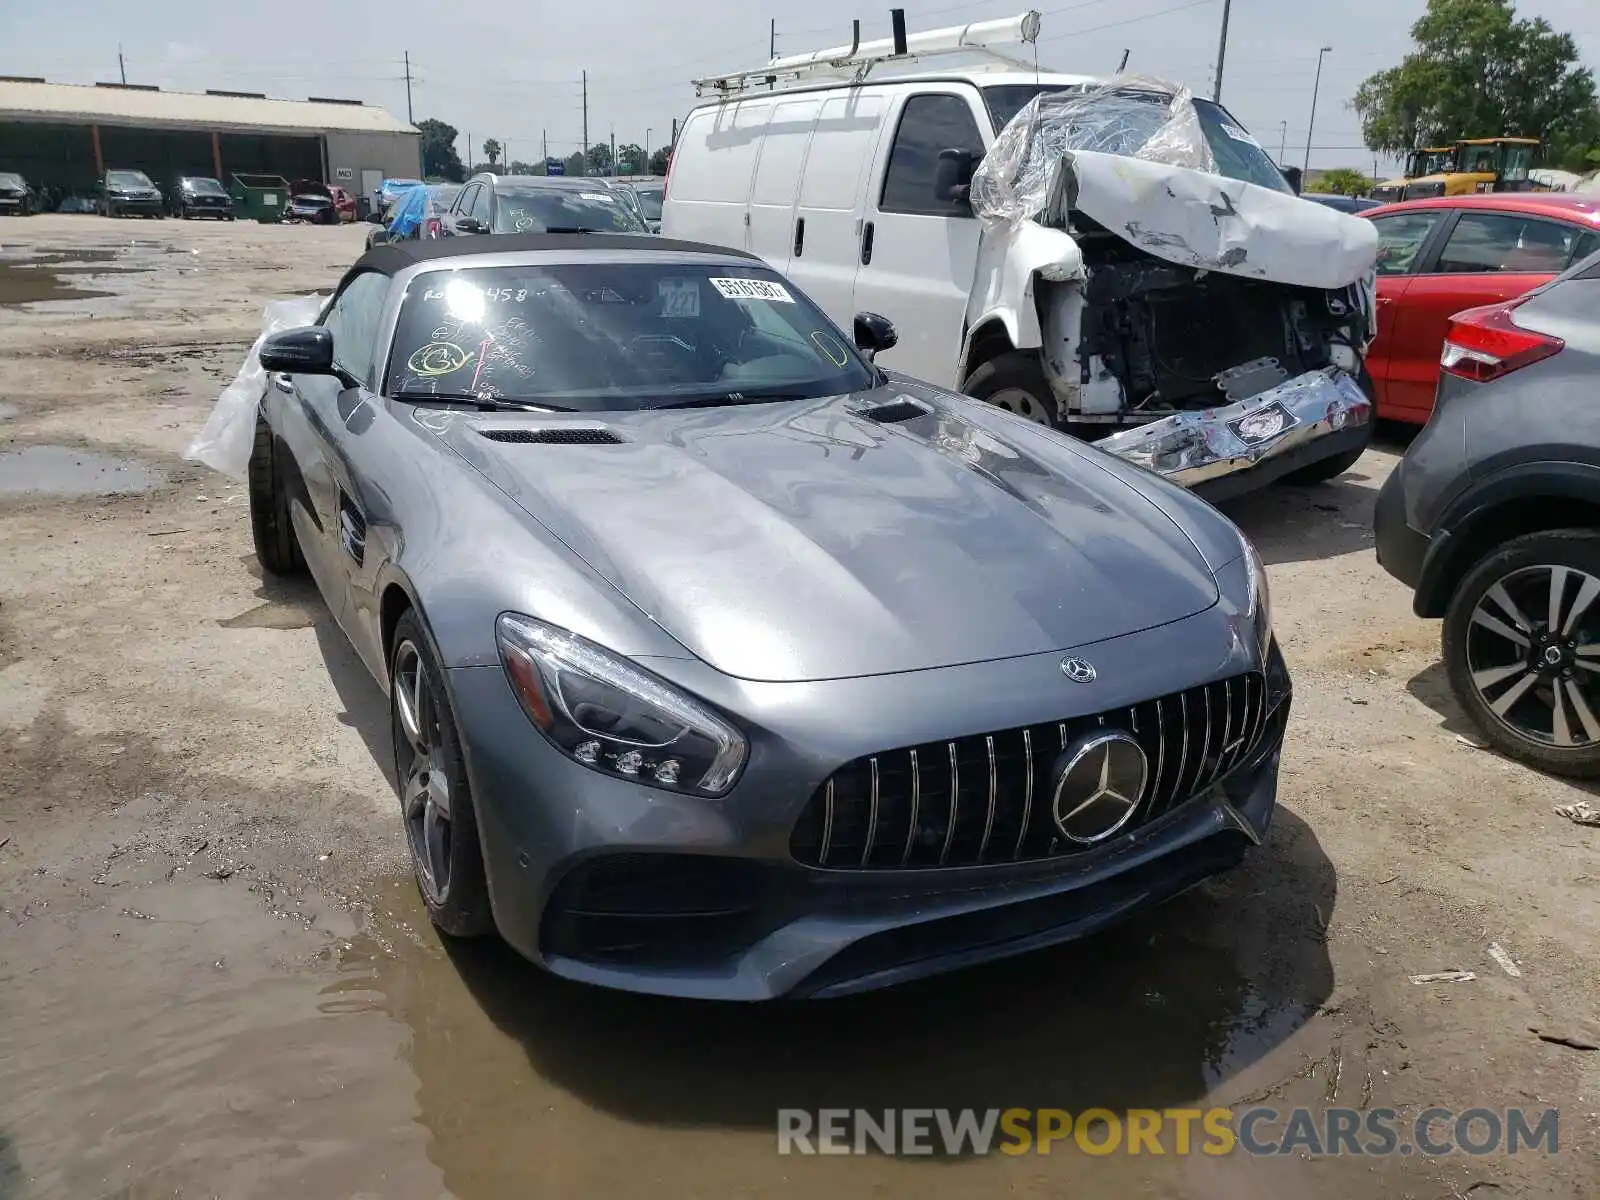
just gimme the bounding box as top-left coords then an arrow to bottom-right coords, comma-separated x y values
479,427 -> 623,445
855,397 -> 932,424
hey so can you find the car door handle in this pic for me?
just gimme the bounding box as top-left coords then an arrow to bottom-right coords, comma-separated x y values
860,220 -> 875,266
793,216 -> 805,258
273,373 -> 295,393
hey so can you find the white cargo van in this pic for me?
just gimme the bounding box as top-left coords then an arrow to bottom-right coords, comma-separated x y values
663,12 -> 1379,499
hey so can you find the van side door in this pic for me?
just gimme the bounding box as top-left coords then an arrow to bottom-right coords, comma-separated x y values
659,99 -> 773,251
787,90 -> 889,328
746,97 -> 821,272
850,88 -> 988,389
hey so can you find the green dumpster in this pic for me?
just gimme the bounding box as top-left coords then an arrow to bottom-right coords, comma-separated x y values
229,173 -> 290,224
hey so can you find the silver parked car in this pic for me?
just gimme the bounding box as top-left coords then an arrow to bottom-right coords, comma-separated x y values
250,233 -> 1289,999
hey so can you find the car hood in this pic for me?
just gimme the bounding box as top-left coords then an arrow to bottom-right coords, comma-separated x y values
1062,150 -> 1379,289
432,389 -> 1220,683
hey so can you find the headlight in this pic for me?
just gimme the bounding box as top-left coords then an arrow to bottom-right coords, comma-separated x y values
1218,539 -> 1273,658
495,613 -> 748,795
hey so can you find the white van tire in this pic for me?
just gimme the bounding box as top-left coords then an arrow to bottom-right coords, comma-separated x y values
963,352 -> 1060,429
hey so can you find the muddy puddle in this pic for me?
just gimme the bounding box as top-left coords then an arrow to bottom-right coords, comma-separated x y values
0,245 -> 166,308
0,850 -> 1342,1199
0,445 -> 164,496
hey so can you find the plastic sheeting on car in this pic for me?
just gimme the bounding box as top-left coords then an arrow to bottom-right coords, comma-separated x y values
184,294 -> 327,481
971,74 -> 1214,231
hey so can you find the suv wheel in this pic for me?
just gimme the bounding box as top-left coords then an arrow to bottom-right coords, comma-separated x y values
963,351 -> 1060,429
1443,530 -> 1600,777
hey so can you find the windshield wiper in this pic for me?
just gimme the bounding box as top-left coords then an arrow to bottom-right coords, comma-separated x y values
649,390 -> 813,411
393,389 -> 572,412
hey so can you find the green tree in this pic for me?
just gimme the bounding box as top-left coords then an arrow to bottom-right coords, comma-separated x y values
1353,0 -> 1599,171
1314,167 -> 1373,196
586,143 -> 614,175
616,143 -> 647,175
564,151 -> 586,176
482,138 -> 503,167
415,118 -> 466,182
648,146 -> 671,175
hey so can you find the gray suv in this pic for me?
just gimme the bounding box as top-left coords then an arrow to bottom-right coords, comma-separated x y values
1374,248 -> 1600,777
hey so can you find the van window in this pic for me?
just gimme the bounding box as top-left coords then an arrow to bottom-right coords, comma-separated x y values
879,94 -> 985,218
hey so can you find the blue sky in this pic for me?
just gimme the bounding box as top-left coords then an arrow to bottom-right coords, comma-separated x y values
3,0 -> 1597,173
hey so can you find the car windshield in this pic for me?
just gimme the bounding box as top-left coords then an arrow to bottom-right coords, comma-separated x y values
385,262 -> 874,410
634,186 -> 664,220
982,84 -> 1293,194
185,177 -> 225,195
108,170 -> 152,189
493,187 -> 647,234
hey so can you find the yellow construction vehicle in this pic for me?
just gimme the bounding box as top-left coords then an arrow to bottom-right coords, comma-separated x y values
1390,137 -> 1540,201
1371,146 -> 1456,203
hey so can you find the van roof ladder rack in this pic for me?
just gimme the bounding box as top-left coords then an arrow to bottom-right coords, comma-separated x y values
692,10 -> 1043,96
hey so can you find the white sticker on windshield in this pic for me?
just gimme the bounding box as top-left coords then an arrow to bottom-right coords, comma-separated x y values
708,277 -> 795,303
1219,122 -> 1261,147
659,279 -> 700,318
580,192 -> 613,202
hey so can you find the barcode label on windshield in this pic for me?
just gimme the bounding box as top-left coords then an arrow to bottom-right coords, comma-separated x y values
708,277 -> 795,303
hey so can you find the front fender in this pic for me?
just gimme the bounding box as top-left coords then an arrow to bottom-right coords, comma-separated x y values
961,222 -> 1082,376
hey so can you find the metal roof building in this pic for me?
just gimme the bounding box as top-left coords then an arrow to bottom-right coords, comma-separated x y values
0,77 -> 421,204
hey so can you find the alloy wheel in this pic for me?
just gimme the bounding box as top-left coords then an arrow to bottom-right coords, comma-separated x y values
988,387 -> 1054,425
1465,564 -> 1600,749
393,639 -> 454,901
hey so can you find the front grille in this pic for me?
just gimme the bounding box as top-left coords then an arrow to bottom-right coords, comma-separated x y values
790,672 -> 1272,871
480,427 -> 622,444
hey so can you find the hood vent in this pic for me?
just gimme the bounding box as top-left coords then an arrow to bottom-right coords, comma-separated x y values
855,397 -> 932,424
479,427 -> 623,445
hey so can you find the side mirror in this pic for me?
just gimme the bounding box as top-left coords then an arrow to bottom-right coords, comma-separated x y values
853,312 -> 898,360
369,229 -> 391,246
933,148 -> 976,204
455,216 -> 482,234
260,327 -> 336,376
1280,165 -> 1303,195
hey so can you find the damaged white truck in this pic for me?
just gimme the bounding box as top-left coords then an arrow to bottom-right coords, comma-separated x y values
664,10 -> 1379,499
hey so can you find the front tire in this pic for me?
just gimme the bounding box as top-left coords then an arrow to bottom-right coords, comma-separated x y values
1443,530 -> 1600,778
963,351 -> 1061,429
247,415 -> 306,576
390,611 -> 493,938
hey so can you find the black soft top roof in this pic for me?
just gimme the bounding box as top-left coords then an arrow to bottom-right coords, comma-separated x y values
352,232 -> 759,278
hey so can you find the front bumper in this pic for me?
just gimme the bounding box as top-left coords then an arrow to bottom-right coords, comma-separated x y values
1096,368 -> 1373,500
447,609 -> 1290,1001
109,194 -> 163,212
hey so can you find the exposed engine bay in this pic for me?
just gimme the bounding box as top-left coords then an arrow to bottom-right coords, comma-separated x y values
1066,219 -> 1369,419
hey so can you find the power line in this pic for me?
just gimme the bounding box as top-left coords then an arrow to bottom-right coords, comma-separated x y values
1037,0 -> 1218,45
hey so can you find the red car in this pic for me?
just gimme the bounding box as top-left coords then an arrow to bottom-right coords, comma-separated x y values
1362,193 -> 1600,424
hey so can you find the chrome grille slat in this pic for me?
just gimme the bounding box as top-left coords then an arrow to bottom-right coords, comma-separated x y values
939,743 -> 959,866
1014,728 -> 1034,860
794,671 -> 1271,870
902,749 -> 921,867
861,756 -> 880,866
978,736 -> 998,860
819,779 -> 835,867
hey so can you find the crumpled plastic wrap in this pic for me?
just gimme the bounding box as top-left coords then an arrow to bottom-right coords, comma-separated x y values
184,293 -> 327,480
971,75 -> 1216,230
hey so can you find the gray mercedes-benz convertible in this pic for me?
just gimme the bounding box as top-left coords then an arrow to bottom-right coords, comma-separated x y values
251,232 -> 1290,1000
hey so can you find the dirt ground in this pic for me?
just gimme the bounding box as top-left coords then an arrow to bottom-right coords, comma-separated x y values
0,214 -> 1596,1200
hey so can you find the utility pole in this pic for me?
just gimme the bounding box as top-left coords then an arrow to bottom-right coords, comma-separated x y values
1211,0 -> 1231,101
645,128 -> 652,168
770,18 -> 777,89
580,70 -> 588,177
1279,120 -> 1288,165
118,44 -> 126,85
610,127 -> 616,177
1304,46 -> 1332,175
542,129 -> 548,169
466,131 -> 473,172
1117,49 -> 1130,73
403,50 -> 414,124
671,116 -> 678,147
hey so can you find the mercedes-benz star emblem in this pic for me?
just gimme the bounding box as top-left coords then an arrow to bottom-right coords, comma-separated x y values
1052,732 -> 1149,845
1060,656 -> 1097,684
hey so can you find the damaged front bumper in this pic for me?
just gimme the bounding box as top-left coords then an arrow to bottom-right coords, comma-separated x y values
1096,367 -> 1372,501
